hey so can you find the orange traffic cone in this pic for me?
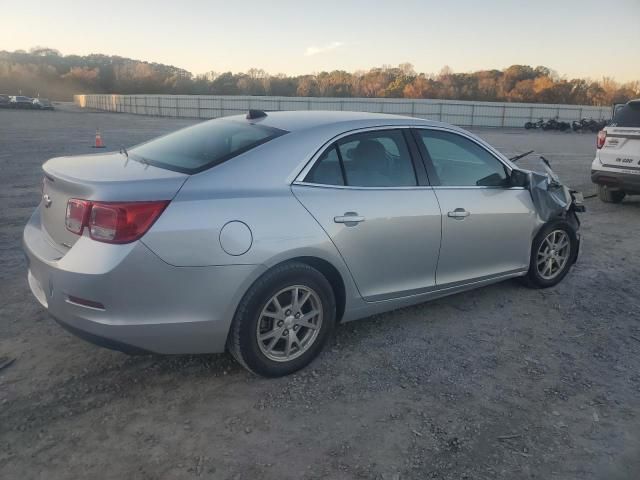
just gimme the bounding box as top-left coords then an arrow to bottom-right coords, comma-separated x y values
92,128 -> 105,148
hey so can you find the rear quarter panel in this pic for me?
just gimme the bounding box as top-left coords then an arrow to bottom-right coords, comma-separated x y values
142,180 -> 364,314
142,184 -> 341,268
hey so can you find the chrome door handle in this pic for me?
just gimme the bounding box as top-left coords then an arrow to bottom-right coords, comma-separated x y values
334,212 -> 365,225
447,208 -> 470,219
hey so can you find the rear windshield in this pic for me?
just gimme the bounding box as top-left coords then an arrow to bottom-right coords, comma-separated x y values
130,119 -> 287,174
611,102 -> 640,128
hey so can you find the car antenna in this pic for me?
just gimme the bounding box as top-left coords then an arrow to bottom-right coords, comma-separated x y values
246,109 -> 267,120
509,150 -> 535,162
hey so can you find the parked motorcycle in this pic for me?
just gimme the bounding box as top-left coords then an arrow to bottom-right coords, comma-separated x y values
524,119 -> 545,129
526,116 -> 608,132
571,118 -> 610,132
593,118 -> 609,131
571,119 -> 587,132
541,118 -> 570,131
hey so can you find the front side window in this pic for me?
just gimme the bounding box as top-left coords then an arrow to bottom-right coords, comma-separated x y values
417,130 -> 508,187
305,130 -> 417,187
130,119 -> 287,174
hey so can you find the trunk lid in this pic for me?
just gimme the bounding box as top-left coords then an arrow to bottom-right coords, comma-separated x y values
41,152 -> 188,250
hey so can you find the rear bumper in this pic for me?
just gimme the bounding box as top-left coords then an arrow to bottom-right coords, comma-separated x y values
591,169 -> 640,194
23,208 -> 264,354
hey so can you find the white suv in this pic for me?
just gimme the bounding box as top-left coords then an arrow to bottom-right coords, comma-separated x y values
591,99 -> 640,203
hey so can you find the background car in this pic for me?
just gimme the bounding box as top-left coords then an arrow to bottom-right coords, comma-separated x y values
591,99 -> 640,202
0,94 -> 10,108
10,95 -> 34,109
32,98 -> 54,110
23,111 -> 582,377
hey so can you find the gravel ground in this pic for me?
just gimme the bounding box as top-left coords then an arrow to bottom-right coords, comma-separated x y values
1,105 -> 639,480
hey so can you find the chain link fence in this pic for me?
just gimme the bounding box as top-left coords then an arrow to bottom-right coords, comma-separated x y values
74,94 -> 612,128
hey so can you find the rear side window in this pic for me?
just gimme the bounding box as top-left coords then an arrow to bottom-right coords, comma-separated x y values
306,146 -> 344,186
611,102 -> 640,128
130,120 -> 287,174
305,130 -> 417,187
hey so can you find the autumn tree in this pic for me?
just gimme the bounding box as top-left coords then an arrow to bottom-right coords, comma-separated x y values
0,49 -> 638,104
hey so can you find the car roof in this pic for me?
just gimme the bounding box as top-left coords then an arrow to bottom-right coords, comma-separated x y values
223,110 -> 455,134
190,110 -> 508,189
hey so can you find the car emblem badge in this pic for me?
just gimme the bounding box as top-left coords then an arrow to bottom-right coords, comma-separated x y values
43,194 -> 52,208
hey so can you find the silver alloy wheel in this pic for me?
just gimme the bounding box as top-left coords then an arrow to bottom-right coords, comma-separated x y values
256,285 -> 323,362
536,230 -> 571,280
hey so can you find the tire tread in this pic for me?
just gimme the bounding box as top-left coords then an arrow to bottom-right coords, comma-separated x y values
522,220 -> 577,289
597,184 -> 625,203
226,261 -> 335,377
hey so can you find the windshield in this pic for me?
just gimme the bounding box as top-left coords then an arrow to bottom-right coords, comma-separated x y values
130,119 -> 287,174
611,102 -> 640,128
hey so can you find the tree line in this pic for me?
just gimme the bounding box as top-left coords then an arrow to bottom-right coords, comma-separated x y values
1,47 -> 638,105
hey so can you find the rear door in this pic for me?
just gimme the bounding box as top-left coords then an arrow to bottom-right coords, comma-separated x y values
413,128 -> 536,286
292,128 -> 442,301
599,101 -> 640,175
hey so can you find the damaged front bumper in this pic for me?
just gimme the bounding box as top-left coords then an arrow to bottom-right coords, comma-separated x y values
525,156 -> 586,223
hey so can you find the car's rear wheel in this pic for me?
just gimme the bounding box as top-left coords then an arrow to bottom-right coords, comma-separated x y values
227,261 -> 336,377
522,221 -> 577,288
597,184 -> 625,203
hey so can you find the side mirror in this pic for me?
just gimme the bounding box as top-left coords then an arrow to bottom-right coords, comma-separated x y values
509,169 -> 529,188
476,172 -> 506,187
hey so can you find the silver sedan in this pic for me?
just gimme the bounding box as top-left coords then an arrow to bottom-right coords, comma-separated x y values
23,111 -> 582,376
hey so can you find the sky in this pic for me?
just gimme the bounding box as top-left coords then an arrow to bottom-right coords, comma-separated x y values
1,0 -> 639,82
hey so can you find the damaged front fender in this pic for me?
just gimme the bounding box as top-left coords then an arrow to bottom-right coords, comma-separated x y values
522,156 -> 585,223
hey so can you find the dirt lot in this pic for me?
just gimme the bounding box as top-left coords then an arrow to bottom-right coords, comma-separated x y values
1,105 -> 639,480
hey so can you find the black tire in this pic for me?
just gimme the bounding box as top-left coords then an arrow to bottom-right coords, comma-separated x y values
597,184 -> 625,203
227,261 -> 336,377
524,122 -> 532,130
521,220 -> 578,289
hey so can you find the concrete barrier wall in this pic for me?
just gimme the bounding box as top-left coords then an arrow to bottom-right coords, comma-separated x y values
74,94 -> 612,128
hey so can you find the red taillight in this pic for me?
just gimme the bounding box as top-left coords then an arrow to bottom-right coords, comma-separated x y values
65,199 -> 91,234
596,130 -> 607,149
65,199 -> 169,244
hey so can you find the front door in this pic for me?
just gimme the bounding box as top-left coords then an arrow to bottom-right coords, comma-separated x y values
413,128 -> 537,286
292,128 -> 442,301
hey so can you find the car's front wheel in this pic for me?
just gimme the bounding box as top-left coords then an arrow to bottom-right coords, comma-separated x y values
227,261 -> 336,377
522,221 -> 578,288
